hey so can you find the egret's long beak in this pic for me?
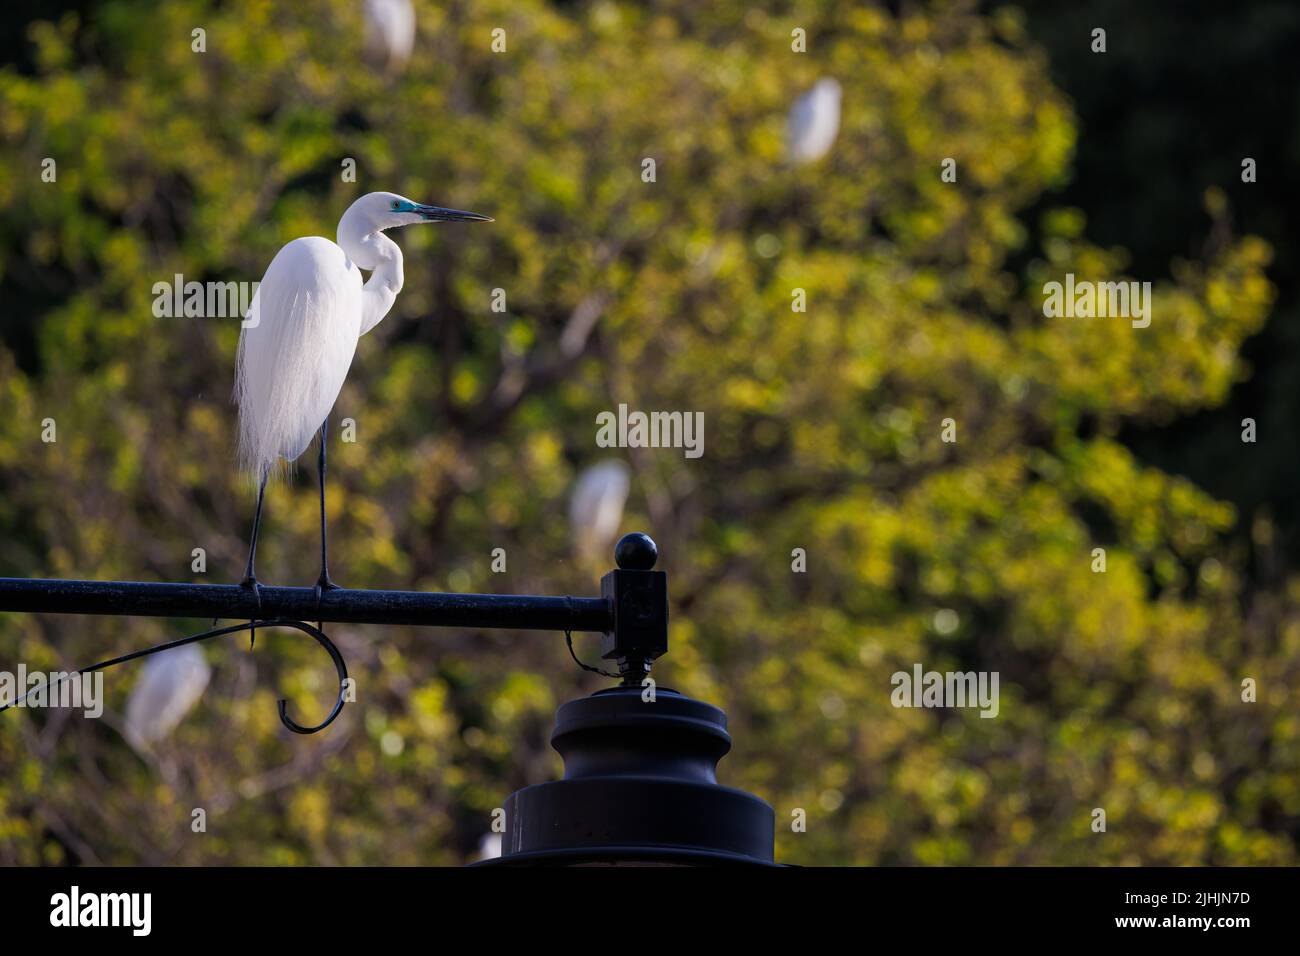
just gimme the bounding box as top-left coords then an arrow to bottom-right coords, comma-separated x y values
415,204 -> 494,223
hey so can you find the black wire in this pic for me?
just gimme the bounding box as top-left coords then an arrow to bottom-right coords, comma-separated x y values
563,595 -> 619,679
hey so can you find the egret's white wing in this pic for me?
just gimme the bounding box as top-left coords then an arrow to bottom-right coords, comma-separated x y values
569,461 -> 631,563
236,236 -> 363,477
124,644 -> 211,752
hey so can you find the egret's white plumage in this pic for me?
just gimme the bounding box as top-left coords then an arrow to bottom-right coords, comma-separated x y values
363,0 -> 416,74
237,238 -> 362,477
786,77 -> 842,165
235,191 -> 491,481
124,644 -> 211,751
569,460 -> 631,564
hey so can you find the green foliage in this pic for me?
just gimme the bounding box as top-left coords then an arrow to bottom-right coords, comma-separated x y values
0,0 -> 1293,865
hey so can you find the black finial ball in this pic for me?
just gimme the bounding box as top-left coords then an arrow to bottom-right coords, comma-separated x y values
614,532 -> 658,570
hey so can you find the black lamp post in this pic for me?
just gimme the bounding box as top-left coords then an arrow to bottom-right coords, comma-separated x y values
487,533 -> 777,866
0,531 -> 777,864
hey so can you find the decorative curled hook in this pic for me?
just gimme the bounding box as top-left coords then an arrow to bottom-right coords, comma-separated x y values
273,619 -> 348,734
0,617 -> 349,736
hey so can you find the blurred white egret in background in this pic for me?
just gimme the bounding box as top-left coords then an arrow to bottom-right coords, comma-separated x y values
235,192 -> 492,636
786,77 -> 842,165
124,644 -> 211,752
363,0 -> 416,74
569,460 -> 631,565
474,832 -> 502,862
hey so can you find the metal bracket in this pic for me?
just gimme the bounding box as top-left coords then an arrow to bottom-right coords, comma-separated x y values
600,532 -> 668,685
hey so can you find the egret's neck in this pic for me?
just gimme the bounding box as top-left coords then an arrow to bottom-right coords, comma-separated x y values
338,214 -> 404,336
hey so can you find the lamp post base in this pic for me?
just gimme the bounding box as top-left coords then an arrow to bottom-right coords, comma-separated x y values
488,687 -> 776,866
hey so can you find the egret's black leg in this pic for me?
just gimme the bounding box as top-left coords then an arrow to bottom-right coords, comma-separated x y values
241,467 -> 268,649
313,419 -> 339,632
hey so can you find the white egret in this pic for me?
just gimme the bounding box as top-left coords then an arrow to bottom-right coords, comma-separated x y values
474,832 -> 503,861
786,77 -> 842,165
569,460 -> 631,566
124,644 -> 211,752
363,0 -> 416,75
235,192 -> 492,633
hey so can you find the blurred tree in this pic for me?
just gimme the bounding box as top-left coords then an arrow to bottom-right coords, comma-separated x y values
0,0 -> 1294,866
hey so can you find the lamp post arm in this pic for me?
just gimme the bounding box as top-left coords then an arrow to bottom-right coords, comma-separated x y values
0,578 -> 612,633
0,532 -> 669,731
